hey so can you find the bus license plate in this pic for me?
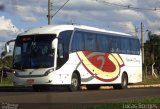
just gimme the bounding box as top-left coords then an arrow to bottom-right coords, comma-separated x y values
26,79 -> 34,84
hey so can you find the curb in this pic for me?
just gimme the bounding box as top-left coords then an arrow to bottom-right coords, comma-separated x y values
100,84 -> 160,90
128,84 -> 160,88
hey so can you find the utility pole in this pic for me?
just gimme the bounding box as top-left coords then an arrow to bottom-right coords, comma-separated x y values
47,0 -> 52,25
135,26 -> 138,37
141,22 -> 144,65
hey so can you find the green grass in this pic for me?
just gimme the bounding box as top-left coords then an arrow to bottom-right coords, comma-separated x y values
81,104 -> 122,109
138,75 -> 160,85
126,97 -> 160,104
0,77 -> 13,86
82,96 -> 160,109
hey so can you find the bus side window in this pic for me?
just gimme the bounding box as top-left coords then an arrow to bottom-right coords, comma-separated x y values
71,31 -> 85,51
57,30 -> 72,69
121,38 -> 130,54
84,33 -> 96,51
97,35 -> 109,52
110,36 -> 121,53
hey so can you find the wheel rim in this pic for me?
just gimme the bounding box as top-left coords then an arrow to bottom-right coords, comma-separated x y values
122,74 -> 128,88
123,77 -> 127,87
71,78 -> 78,88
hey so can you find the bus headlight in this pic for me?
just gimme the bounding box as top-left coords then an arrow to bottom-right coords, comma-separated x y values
15,72 -> 19,77
44,69 -> 54,76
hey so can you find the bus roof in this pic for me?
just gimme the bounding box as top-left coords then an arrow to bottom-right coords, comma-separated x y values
19,24 -> 132,37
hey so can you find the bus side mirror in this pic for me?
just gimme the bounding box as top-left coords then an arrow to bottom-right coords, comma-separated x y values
5,39 -> 15,53
1,39 -> 15,59
5,43 -> 10,53
52,38 -> 58,49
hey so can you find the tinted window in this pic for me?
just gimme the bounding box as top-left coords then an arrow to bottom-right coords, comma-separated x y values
110,36 -> 121,53
71,31 -> 85,51
121,38 -> 131,54
130,39 -> 140,55
59,30 -> 72,54
84,33 -> 97,51
57,30 -> 72,68
97,35 -> 109,52
71,31 -> 140,55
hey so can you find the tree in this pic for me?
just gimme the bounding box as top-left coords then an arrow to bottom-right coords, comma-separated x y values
0,56 -> 13,83
144,32 -> 160,77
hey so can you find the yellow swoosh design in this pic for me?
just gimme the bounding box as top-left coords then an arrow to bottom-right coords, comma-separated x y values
78,51 -> 122,79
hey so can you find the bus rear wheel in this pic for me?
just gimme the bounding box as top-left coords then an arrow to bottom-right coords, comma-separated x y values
113,73 -> 128,89
68,73 -> 80,92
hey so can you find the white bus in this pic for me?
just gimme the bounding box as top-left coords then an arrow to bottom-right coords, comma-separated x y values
11,25 -> 142,91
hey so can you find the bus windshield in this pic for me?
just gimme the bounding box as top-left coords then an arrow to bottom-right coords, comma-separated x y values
13,34 -> 56,69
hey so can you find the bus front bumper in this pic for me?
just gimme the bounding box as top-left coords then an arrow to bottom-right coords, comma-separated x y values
13,74 -> 71,86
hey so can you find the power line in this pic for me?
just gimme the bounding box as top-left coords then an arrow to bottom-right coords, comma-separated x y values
47,0 -> 70,24
52,0 -> 70,17
93,0 -> 160,12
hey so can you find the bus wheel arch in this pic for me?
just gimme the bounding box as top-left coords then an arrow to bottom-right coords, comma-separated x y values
113,72 -> 128,89
68,70 -> 81,91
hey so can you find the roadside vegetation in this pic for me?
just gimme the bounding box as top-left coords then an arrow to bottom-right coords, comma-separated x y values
82,96 -> 160,109
0,78 -> 13,86
144,32 -> 160,78
141,75 -> 160,85
0,56 -> 13,86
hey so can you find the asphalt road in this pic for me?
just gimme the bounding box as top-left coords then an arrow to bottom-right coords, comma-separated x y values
0,87 -> 159,109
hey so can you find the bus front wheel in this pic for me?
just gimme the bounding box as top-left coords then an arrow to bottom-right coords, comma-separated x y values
68,73 -> 80,92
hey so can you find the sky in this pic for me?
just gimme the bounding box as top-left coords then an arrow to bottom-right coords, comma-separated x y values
0,0 -> 160,51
